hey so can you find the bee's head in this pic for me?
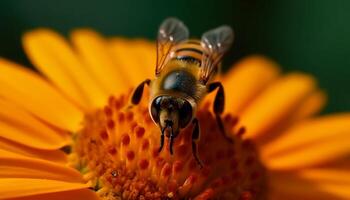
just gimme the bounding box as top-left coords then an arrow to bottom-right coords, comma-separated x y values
150,95 -> 193,137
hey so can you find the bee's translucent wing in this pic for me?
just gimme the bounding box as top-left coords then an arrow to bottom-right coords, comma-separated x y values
200,26 -> 234,84
156,18 -> 189,76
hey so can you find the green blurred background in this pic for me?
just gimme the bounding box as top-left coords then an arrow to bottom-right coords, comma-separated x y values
0,0 -> 349,113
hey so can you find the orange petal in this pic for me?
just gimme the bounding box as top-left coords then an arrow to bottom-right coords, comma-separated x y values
0,59 -> 83,132
223,55 -> 280,115
70,29 -> 128,95
0,137 -> 66,163
108,38 -> 155,86
5,189 -> 99,200
23,29 -> 108,109
0,178 -> 89,199
238,73 -> 316,139
0,149 -> 83,182
268,171 -> 346,200
0,99 -> 70,149
262,114 -> 350,170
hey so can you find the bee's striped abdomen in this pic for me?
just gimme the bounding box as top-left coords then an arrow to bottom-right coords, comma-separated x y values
173,40 -> 203,65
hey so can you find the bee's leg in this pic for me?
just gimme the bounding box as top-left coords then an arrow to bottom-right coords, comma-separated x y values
158,127 -> 165,153
169,129 -> 175,155
131,79 -> 151,105
207,82 -> 233,143
191,118 -> 203,168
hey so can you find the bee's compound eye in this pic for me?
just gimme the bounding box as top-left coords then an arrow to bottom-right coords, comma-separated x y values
150,97 -> 162,123
179,100 -> 192,128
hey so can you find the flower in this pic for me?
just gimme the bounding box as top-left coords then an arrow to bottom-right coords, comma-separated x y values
0,28 -> 349,200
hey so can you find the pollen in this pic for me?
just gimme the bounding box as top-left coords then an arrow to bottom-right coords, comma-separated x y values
70,92 -> 266,200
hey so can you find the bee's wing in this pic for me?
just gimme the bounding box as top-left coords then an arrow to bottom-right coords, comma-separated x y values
156,18 -> 189,76
199,26 -> 234,84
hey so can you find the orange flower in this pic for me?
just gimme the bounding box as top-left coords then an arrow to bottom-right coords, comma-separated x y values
0,29 -> 349,200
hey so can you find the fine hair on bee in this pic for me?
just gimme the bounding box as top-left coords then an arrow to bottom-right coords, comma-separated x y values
131,17 -> 234,167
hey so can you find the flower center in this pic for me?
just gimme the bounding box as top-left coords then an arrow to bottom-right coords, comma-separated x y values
69,91 -> 266,200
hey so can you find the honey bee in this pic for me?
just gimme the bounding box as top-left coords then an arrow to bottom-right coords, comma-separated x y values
131,18 -> 234,167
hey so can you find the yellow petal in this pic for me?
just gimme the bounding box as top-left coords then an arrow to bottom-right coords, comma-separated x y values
5,189 -> 99,200
315,184 -> 350,200
320,155 -> 350,170
299,169 -> 350,198
23,29 -> 108,109
0,59 -> 83,132
70,29 -> 128,95
0,149 -> 83,182
290,90 -> 326,120
238,73 -> 316,139
0,122 -> 68,151
0,178 -> 89,199
299,169 -> 350,185
223,55 -> 280,115
268,172 -> 346,200
0,137 -> 66,163
0,99 -> 70,149
257,90 -> 326,145
262,114 -> 350,169
108,38 -> 155,86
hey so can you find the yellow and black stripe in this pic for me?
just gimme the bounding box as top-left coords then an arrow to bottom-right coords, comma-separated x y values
172,40 -> 203,65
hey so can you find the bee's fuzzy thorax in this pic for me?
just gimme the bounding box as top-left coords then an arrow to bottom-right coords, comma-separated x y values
150,59 -> 207,104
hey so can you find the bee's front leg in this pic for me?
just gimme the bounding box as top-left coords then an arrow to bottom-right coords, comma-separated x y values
191,118 -> 203,168
169,129 -> 175,155
158,127 -> 165,153
207,82 -> 233,143
131,79 -> 151,105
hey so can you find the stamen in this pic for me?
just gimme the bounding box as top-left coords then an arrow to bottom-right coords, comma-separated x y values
108,146 -> 117,155
100,130 -> 109,140
141,139 -> 150,150
121,134 -> 130,146
135,126 -> 145,138
106,120 -> 115,129
71,92 -> 266,200
126,150 -> 135,161
161,163 -> 172,178
104,106 -> 113,116
139,159 -> 149,170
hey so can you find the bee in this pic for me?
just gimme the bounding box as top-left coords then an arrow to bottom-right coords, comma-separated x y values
131,18 -> 234,167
